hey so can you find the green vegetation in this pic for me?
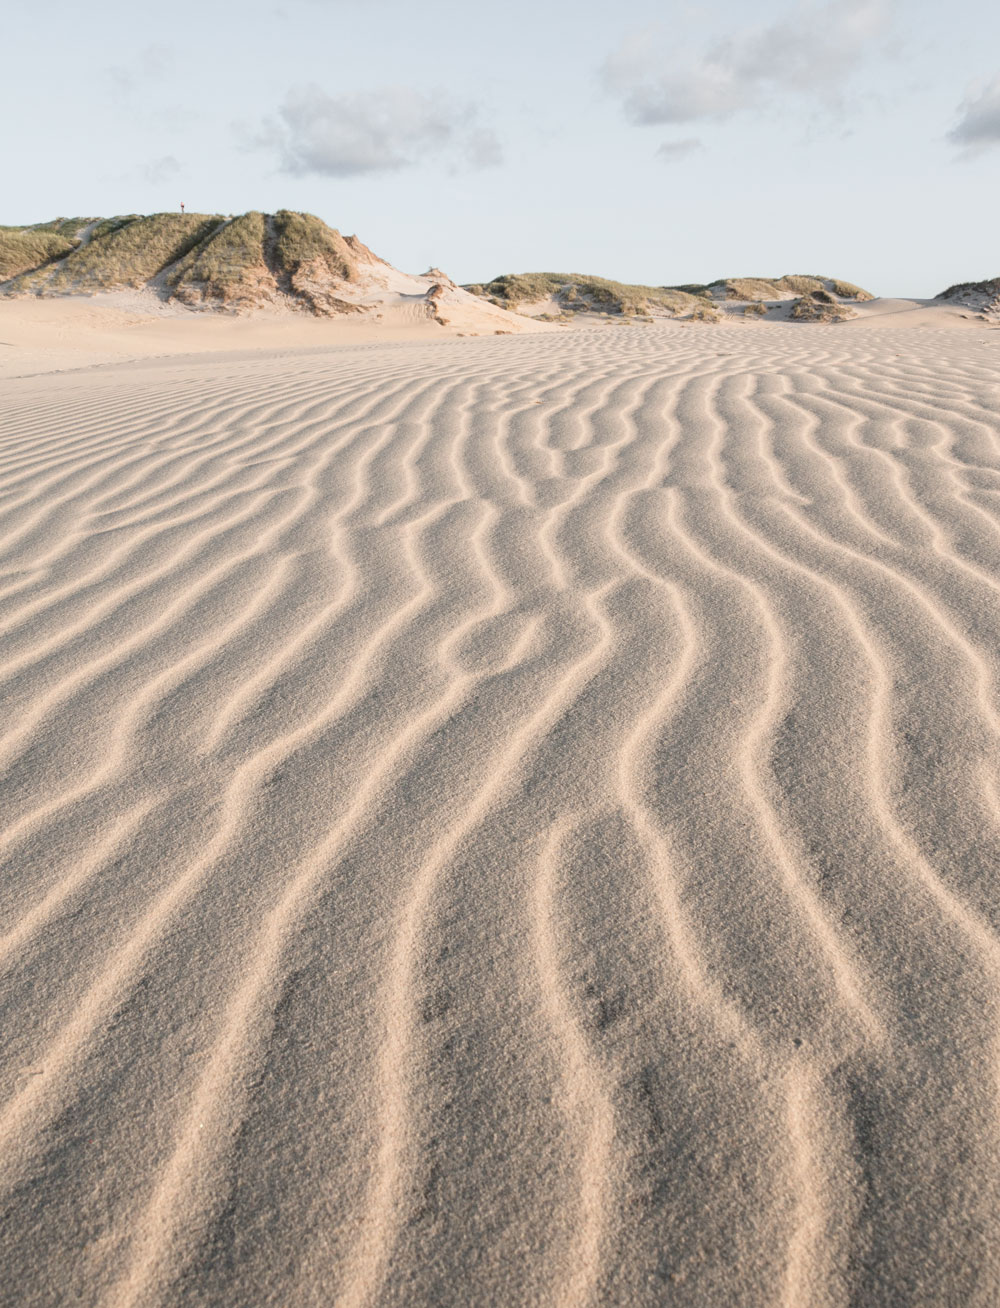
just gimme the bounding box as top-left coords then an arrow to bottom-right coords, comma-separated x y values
681,274 -> 874,303
789,290 -> 854,322
0,229 -> 76,280
743,301 -> 767,316
469,270 -> 873,319
0,210 -> 373,314
86,215 -> 143,242
8,213 -> 222,294
0,210 -> 879,324
268,210 -> 363,313
28,217 -> 96,239
466,272 -> 705,317
714,277 -> 787,301
271,210 -> 355,282
472,272 -> 566,306
937,277 -> 1000,299
166,213 -> 269,305
777,275 -> 827,296
0,218 -> 94,239
689,302 -> 722,322
829,278 -> 873,301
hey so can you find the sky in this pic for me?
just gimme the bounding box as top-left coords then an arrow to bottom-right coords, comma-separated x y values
4,0 -> 999,296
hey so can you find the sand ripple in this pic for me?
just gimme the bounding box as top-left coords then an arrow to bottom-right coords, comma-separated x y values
2,326 -> 1000,1305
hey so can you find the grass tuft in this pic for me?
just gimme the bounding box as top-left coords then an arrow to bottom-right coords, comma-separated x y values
936,277 -> 1000,300
789,291 -> 854,322
827,278 -> 873,301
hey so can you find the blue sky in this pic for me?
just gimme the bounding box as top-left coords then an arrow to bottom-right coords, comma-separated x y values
5,0 -> 999,295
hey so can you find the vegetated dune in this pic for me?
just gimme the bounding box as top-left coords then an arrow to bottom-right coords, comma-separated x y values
3,322 -> 1000,1306
0,212 -> 535,332
788,290 -> 856,322
935,277 -> 1000,321
700,274 -> 873,302
463,272 -> 714,320
466,271 -> 874,322
0,228 -> 80,280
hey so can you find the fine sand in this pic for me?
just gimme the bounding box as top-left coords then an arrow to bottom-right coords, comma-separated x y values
2,321 -> 1000,1306
0,287 -> 549,381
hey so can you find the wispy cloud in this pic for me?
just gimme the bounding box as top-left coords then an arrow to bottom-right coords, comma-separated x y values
141,155 -> 181,184
603,0 -> 892,127
949,77 -> 1000,152
106,44 -> 174,101
253,85 -> 502,176
656,137 -> 703,160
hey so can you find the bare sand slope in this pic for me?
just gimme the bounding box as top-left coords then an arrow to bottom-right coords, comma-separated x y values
2,324 -> 1000,1306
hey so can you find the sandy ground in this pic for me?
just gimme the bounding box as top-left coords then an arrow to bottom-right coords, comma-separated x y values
0,293 -> 983,380
0,287 -> 548,380
3,319 -> 1000,1306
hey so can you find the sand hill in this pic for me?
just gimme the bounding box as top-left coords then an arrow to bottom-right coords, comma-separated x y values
0,218 -> 992,379
935,277 -> 1000,321
0,212 -> 535,333
465,272 -> 874,323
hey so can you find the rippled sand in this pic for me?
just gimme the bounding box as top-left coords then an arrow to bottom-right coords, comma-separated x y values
3,324 -> 1000,1305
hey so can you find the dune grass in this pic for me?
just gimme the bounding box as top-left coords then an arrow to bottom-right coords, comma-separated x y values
271,210 -> 356,282
269,211 -> 365,314
28,218 -> 96,240
467,272 -> 705,317
166,213 -> 270,304
0,217 -> 96,239
789,290 -> 854,321
777,275 -> 827,296
474,271 -> 875,316
936,277 -> 1000,299
689,302 -> 722,322
85,215 -> 143,242
1,210 -> 369,310
714,277 -> 785,301
7,213 -> 223,294
828,278 -> 874,301
0,230 -> 76,281
697,274 -> 874,302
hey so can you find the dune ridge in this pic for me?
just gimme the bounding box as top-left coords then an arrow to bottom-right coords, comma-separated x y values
3,325 -> 1000,1304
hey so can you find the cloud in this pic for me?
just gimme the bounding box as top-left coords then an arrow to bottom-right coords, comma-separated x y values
656,137 -> 703,160
463,127 -> 504,170
603,0 -> 892,126
949,78 -> 1000,151
141,155 -> 181,184
106,44 -> 174,100
255,85 -> 502,176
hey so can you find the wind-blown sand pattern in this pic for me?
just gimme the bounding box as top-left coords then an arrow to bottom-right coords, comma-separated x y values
3,324 -> 1000,1305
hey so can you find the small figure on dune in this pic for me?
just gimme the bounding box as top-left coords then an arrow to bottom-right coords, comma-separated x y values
180,202 -> 185,213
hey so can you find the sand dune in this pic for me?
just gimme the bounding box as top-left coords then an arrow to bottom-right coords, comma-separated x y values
3,323 -> 1000,1305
